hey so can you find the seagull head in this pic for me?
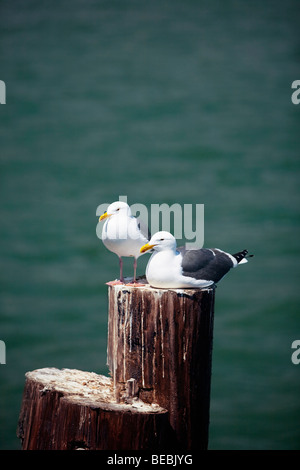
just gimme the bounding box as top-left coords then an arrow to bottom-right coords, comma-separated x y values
140,231 -> 177,253
99,201 -> 131,221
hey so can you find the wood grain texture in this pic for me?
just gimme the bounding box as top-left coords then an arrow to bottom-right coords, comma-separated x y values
17,368 -> 171,450
18,284 -> 215,450
107,284 -> 215,449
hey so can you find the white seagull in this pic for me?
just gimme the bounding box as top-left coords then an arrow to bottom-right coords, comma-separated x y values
140,231 -> 252,289
99,201 -> 150,285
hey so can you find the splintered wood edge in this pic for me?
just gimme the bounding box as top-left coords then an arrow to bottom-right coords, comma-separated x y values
25,368 -> 167,414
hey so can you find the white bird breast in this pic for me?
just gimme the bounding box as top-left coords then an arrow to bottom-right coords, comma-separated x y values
102,216 -> 148,259
146,250 -> 183,288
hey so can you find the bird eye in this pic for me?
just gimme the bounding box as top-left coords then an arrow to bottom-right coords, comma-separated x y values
160,238 -> 164,241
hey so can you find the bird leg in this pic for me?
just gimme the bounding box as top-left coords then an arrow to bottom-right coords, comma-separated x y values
105,257 -> 124,286
119,256 -> 124,283
133,257 -> 137,282
125,258 -> 147,287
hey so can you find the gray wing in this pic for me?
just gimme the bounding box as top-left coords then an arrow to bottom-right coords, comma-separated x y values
177,247 -> 234,283
137,218 -> 151,241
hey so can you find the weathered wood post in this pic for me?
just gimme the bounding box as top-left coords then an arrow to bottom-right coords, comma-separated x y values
107,284 -> 215,450
17,368 -> 170,450
17,283 -> 215,450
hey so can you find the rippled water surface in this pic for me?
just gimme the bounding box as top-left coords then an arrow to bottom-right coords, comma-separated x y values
0,0 -> 299,449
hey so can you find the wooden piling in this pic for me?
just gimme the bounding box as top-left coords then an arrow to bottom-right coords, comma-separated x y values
17,368 -> 170,450
107,284 -> 215,450
17,283 -> 215,450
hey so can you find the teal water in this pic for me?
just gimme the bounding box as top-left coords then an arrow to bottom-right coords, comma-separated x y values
0,0 -> 299,450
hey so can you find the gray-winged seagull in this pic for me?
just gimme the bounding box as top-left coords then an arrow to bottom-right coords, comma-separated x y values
140,231 -> 252,289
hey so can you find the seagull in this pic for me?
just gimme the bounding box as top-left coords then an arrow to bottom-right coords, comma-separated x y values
99,201 -> 150,285
140,231 -> 252,289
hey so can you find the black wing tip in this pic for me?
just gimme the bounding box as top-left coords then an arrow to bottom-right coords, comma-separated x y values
232,249 -> 254,262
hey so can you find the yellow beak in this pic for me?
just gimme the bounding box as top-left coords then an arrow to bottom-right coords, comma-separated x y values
99,211 -> 111,221
140,243 -> 156,253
